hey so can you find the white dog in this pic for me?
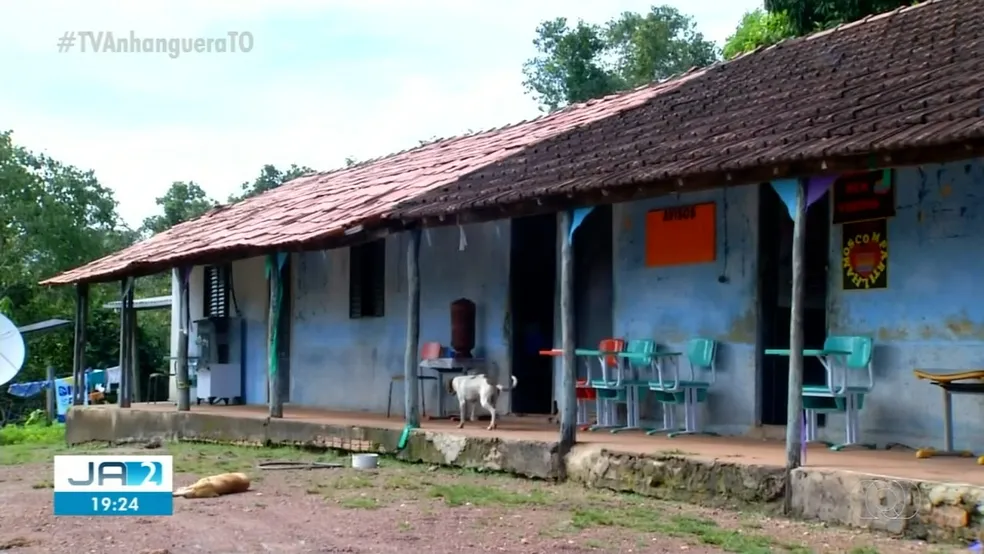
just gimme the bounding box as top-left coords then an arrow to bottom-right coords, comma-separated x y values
447,374 -> 518,430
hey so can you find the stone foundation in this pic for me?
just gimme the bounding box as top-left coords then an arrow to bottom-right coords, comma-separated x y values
65,407 -> 983,542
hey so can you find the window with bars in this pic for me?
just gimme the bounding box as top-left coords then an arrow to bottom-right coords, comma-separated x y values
349,240 -> 385,319
203,264 -> 231,318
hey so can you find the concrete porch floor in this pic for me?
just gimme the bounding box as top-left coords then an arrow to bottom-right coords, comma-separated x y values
130,402 -> 984,486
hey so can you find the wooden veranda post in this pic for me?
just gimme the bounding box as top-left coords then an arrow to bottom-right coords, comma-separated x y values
45,365 -> 55,424
404,229 -> 422,427
175,268 -> 191,412
119,278 -> 134,407
267,254 -> 284,419
783,178 -> 808,513
558,211 -> 576,451
131,309 -> 141,403
72,283 -> 89,406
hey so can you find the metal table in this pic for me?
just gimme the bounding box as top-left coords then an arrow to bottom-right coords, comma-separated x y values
419,357 -> 486,419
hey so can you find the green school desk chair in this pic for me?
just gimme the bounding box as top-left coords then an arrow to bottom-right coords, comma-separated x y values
607,339 -> 655,434
801,335 -> 875,451
646,338 -> 717,438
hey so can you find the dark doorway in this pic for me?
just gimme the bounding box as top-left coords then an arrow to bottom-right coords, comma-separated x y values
509,214 -> 557,414
272,258 -> 292,403
574,206 -> 615,359
757,185 -> 830,426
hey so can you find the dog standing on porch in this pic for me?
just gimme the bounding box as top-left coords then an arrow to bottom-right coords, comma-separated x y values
447,374 -> 518,430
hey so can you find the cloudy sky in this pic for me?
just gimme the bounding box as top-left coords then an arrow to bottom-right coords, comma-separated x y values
0,0 -> 760,228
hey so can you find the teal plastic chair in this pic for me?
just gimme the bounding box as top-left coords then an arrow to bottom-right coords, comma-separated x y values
647,338 -> 718,437
608,339 -> 655,434
622,339 -> 656,385
802,335 -> 874,451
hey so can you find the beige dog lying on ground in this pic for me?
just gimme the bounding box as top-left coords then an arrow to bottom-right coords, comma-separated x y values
447,374 -> 518,430
173,472 -> 251,498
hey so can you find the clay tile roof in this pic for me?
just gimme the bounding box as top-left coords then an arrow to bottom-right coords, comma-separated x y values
391,0 -> 984,218
42,79 -> 682,285
43,0 -> 983,285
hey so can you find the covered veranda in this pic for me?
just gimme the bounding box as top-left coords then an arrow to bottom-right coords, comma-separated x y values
39,0 -> 984,511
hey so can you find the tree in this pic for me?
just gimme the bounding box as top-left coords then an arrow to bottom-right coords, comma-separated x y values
228,164 -> 315,202
722,9 -> 796,60
723,1 -> 917,60
0,130 -> 161,392
140,181 -> 216,236
522,6 -> 719,112
764,0 -> 914,36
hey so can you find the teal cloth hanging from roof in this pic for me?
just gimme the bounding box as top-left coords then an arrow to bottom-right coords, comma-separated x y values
770,176 -> 836,219
265,252 -> 288,277
568,207 -> 595,242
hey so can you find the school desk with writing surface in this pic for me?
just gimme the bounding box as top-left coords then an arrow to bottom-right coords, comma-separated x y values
912,369 -> 984,462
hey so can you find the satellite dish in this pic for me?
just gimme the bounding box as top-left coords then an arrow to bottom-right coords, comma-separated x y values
0,314 -> 26,387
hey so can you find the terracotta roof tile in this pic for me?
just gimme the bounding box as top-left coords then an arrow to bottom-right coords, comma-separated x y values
44,0 -> 982,285
43,80 -> 671,284
391,0 -> 984,219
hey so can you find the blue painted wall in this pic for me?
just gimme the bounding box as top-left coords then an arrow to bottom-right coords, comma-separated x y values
213,158 -> 984,450
171,258 -> 269,405
229,257 -> 269,405
610,185 -> 760,434
283,221 -> 512,414
827,157 -> 984,450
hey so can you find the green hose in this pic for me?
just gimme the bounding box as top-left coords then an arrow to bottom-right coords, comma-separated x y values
397,424 -> 414,450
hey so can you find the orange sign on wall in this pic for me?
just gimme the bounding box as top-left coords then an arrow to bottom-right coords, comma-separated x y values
644,202 -> 717,267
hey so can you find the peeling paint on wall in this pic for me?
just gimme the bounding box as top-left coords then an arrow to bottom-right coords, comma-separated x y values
828,157 -> 984,450
612,184 -> 759,435
282,222 -> 512,414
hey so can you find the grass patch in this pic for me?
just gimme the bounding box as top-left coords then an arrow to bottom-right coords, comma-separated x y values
338,496 -> 381,509
330,473 -> 374,489
166,441 -> 344,476
0,422 -> 71,466
428,482 -> 551,507
569,506 -> 805,554
0,422 -> 65,446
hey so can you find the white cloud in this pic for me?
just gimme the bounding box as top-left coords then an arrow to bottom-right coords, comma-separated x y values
0,0 -> 757,229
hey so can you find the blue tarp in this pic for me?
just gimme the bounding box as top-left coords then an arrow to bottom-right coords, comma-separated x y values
7,380 -> 49,398
6,367 -> 104,398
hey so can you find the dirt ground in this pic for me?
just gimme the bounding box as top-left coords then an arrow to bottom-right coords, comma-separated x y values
0,441 -> 965,554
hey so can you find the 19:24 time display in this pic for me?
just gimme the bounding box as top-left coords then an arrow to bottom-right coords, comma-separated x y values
91,496 -> 139,512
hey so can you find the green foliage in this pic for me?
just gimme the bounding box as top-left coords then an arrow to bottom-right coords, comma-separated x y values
0,419 -> 64,446
522,6 -> 719,112
722,9 -> 796,60
0,130 -> 141,383
140,181 -> 217,236
763,0 -> 916,36
0,133 -> 322,397
227,163 -> 315,203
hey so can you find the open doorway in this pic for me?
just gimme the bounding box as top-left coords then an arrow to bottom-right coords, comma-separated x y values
509,214 -> 556,414
574,206 -> 614,361
757,185 -> 830,426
